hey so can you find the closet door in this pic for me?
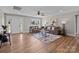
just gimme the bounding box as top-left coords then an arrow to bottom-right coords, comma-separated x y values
6,15 -> 22,34
11,16 -> 21,33
6,15 -> 12,33
23,17 -> 31,33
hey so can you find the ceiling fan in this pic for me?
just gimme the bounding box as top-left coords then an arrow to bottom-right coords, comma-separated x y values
37,11 -> 45,16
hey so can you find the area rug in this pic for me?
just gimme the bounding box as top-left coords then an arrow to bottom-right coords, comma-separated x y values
33,33 -> 62,44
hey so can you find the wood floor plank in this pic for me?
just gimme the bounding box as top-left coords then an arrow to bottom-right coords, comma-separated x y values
0,33 -> 79,53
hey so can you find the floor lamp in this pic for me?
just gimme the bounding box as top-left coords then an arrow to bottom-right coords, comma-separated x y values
61,21 -> 66,36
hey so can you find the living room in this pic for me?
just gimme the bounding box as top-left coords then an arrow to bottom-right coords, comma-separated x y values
0,6 -> 79,53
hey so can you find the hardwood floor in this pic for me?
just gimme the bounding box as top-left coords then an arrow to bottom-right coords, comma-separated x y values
0,33 -> 79,53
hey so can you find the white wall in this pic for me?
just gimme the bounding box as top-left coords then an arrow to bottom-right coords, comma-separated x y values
0,6 -> 77,35
5,15 -> 25,33
5,14 -> 30,33
4,11 -> 78,36
22,16 -> 42,33
41,11 -> 77,36
0,10 -> 5,32
42,16 -> 53,26
5,14 -> 42,33
41,16 -> 59,27
54,12 -> 77,36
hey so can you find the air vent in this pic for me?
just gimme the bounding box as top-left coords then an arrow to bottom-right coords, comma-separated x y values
13,6 -> 22,11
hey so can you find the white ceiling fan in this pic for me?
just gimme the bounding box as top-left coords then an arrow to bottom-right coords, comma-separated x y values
37,10 -> 45,16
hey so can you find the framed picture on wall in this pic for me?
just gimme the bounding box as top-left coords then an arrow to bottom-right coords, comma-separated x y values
31,19 -> 40,25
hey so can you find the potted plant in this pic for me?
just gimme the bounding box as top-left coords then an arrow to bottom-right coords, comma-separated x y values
2,25 -> 7,34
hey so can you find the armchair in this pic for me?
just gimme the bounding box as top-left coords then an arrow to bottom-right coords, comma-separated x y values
0,33 -> 11,48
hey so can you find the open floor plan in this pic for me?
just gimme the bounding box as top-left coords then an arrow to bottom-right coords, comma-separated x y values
0,6 -> 79,53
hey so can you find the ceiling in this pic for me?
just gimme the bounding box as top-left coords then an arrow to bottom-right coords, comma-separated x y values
0,6 -> 79,17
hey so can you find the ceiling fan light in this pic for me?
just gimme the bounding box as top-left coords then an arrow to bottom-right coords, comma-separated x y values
37,11 -> 40,15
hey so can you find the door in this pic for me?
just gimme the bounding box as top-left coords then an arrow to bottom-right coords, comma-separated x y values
23,17 -> 31,33
11,16 -> 21,33
6,15 -> 23,34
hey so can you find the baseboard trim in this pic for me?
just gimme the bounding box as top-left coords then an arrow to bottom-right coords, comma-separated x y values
11,32 -> 29,35
67,34 -> 75,37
